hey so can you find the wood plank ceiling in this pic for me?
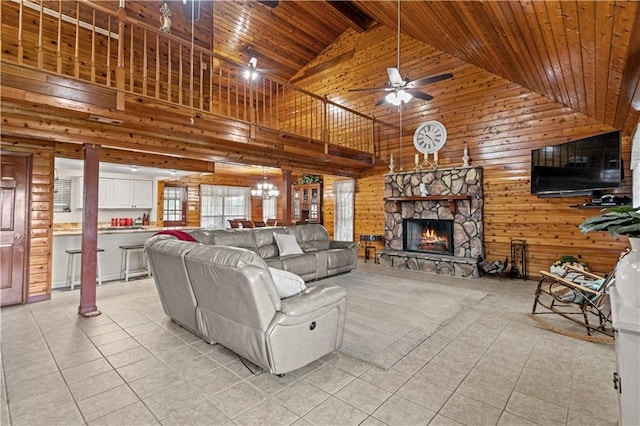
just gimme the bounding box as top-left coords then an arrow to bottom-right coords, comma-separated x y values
127,0 -> 640,138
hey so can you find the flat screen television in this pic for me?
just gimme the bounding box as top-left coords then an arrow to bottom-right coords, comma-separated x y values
531,130 -> 622,197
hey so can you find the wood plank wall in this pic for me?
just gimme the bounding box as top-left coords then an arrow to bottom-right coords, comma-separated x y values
295,26 -> 633,277
1,140 -> 55,301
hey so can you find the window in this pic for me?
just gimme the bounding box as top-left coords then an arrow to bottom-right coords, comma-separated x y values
200,185 -> 250,228
263,197 -> 277,222
53,178 -> 72,212
163,185 -> 187,226
334,179 -> 355,241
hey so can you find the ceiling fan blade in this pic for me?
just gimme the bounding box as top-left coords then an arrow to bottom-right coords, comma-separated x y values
407,89 -> 433,101
374,96 -> 388,107
408,72 -> 453,87
256,68 -> 278,74
348,87 -> 392,92
387,68 -> 404,86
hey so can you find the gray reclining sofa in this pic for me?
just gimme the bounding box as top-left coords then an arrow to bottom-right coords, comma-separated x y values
188,224 -> 357,281
145,235 -> 348,375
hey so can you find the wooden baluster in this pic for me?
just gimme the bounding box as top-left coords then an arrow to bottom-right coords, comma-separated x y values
106,16 -> 112,87
155,34 -> 160,98
17,0 -> 24,64
74,3 -> 80,78
178,44 -> 183,105
116,8 -> 125,109
129,26 -> 134,91
37,0 -> 43,68
142,30 -> 147,96
56,0 -> 62,73
90,9 -> 96,82
199,52 -> 204,110
167,39 -> 171,103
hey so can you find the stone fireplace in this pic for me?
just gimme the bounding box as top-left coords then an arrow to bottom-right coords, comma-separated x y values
377,166 -> 484,278
403,218 -> 454,255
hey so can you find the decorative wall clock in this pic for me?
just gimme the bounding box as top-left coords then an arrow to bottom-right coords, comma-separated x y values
413,120 -> 447,154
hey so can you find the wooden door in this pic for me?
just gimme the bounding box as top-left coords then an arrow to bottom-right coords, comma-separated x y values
1,153 -> 31,306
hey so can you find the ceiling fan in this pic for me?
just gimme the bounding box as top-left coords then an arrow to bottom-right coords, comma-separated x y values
243,46 -> 277,80
348,1 -> 452,106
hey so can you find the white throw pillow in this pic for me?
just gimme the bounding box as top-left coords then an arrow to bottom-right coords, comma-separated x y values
273,232 -> 303,256
269,267 -> 307,299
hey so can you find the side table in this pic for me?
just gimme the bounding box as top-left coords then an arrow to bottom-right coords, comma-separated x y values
359,235 -> 383,263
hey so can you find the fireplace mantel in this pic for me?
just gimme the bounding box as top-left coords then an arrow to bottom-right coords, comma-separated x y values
384,195 -> 471,214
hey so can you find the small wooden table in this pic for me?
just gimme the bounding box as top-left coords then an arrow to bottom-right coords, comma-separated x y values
359,235 -> 383,263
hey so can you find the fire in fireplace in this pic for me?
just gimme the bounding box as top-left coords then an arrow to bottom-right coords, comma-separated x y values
403,219 -> 454,255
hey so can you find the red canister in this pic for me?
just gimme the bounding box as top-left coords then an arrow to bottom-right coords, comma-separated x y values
111,218 -> 117,226
119,218 -> 126,226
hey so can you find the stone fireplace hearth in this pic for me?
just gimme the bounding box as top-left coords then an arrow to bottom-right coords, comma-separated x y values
377,166 -> 484,278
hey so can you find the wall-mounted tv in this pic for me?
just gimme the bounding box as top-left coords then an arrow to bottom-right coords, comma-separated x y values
531,130 -> 622,197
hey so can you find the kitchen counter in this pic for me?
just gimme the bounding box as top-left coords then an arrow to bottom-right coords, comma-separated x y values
51,226 -> 199,288
53,226 -> 199,236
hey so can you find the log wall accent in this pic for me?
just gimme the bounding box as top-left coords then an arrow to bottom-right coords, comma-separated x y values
1,140 -> 55,301
296,26 -> 633,277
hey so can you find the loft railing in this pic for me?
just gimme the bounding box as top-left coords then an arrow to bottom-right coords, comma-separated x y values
0,0 -> 375,154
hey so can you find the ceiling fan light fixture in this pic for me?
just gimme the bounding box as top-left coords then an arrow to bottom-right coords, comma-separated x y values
386,92 -> 401,106
398,89 -> 412,103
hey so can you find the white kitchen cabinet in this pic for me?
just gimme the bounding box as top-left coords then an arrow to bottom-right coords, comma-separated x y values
73,178 -> 152,209
72,177 -> 112,209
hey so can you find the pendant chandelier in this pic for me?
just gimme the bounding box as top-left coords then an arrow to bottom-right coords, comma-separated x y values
251,174 -> 279,199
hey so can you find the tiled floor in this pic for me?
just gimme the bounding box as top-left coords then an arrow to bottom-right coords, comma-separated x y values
1,262 -> 619,425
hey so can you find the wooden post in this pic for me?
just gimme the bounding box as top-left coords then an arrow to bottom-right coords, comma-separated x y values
282,170 -> 293,225
78,144 -> 101,317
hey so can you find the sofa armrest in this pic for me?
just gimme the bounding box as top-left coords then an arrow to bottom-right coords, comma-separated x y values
279,285 -> 346,317
329,241 -> 356,250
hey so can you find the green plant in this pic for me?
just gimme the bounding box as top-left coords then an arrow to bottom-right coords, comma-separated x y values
579,206 -> 640,238
297,175 -> 322,184
552,255 -> 588,268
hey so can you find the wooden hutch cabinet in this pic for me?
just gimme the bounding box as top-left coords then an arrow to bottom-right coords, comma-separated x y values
292,183 -> 323,224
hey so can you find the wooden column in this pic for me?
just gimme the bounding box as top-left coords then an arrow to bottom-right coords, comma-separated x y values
78,144 -> 101,317
282,170 -> 293,225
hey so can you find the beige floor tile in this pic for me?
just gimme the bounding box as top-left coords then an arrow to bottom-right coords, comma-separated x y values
61,358 -> 113,384
246,370 -> 299,395
82,322 -> 122,337
566,408 -> 617,426
54,346 -> 103,370
232,399 -> 299,426
414,363 -> 466,392
77,384 -> 140,422
6,371 -> 66,402
440,393 -> 502,425
106,345 -> 152,369
304,365 -> 356,394
90,329 -> 131,346
89,401 -> 157,425
166,354 -> 220,380
335,377 -> 392,414
111,315 -> 151,329
187,366 -> 243,397
161,399 -> 229,425
391,352 -> 428,376
129,369 -> 185,399
125,321 -> 163,337
331,353 -> 373,377
372,395 -> 435,425
396,376 -> 451,412
303,396 -> 368,426
273,379 -> 331,417
143,381 -> 203,420
2,349 -> 53,372
465,361 -> 520,390
515,372 -> 572,408
117,357 -> 168,382
429,414 -> 464,425
505,391 -> 568,425
567,385 -> 618,424
456,376 -> 512,410
497,411 -> 540,425
12,402 -> 84,426
208,381 -> 265,418
3,357 -> 58,387
97,336 -> 142,357
223,358 -> 262,379
360,366 -> 411,393
8,387 -> 75,423
68,370 -> 125,401
359,415 -> 387,426
48,335 -> 95,358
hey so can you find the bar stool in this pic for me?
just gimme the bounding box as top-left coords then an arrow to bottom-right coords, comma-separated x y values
119,244 -> 150,282
65,248 -> 104,290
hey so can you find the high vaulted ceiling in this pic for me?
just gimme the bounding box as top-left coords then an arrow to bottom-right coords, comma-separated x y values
123,0 -> 640,137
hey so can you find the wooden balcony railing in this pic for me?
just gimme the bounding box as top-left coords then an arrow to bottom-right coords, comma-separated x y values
0,0 -> 375,154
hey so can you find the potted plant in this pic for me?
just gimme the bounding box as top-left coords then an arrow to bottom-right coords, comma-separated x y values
579,206 -> 640,308
550,254 -> 588,276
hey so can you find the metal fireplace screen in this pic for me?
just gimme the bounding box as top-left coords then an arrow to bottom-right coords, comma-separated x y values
403,219 -> 454,255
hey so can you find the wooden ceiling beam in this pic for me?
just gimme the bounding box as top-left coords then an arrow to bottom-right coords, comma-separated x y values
324,1 -> 373,33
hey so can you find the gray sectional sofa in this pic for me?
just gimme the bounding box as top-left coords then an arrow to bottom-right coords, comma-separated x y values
188,224 -> 358,281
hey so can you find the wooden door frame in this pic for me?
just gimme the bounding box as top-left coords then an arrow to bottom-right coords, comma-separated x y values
1,150 -> 32,305
162,183 -> 188,227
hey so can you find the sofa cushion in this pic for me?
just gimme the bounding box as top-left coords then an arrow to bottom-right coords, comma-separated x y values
211,229 -> 257,249
253,227 -> 287,259
269,267 -> 307,299
274,233 -> 303,256
289,224 -> 331,251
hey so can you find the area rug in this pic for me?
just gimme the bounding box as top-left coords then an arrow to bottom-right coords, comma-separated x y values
310,271 -> 487,370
